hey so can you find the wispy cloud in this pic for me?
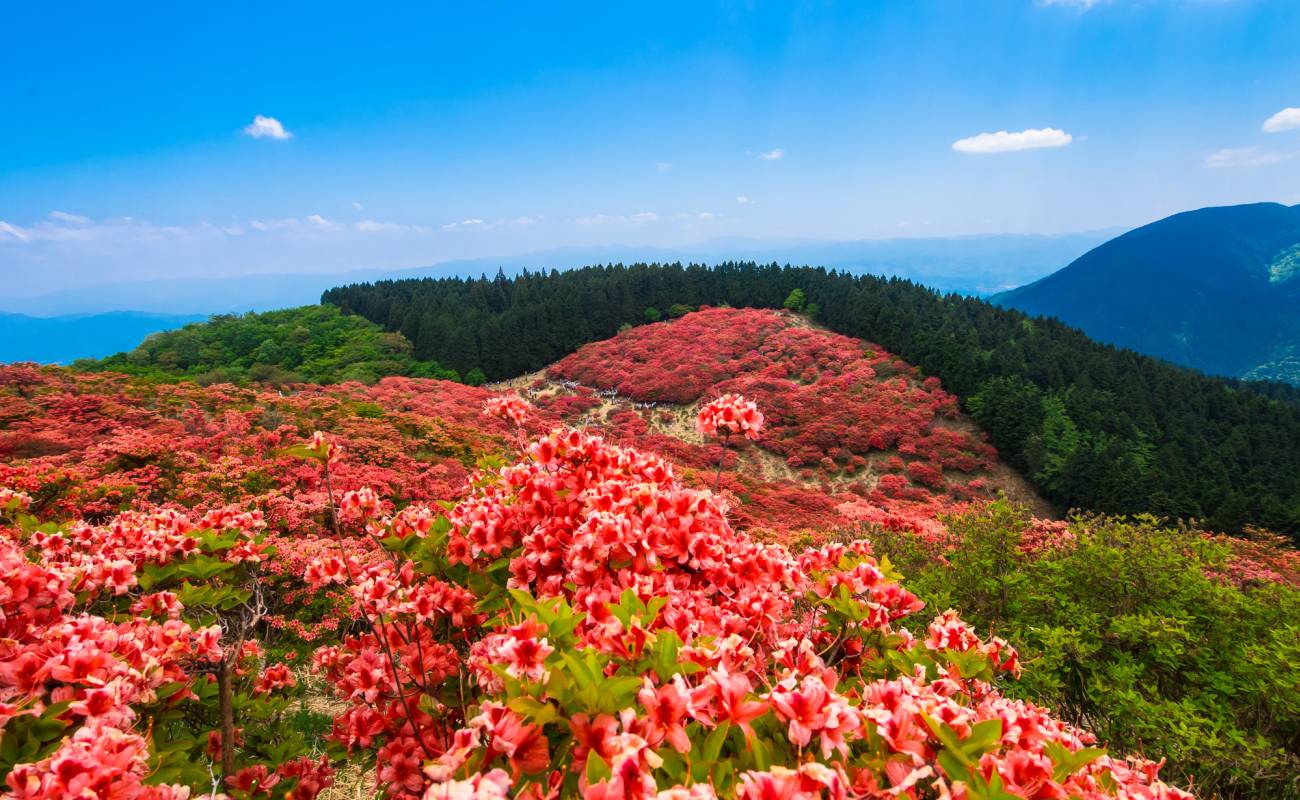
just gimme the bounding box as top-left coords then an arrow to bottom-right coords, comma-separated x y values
1263,107 -> 1300,134
952,127 -> 1073,153
736,195 -> 753,205
573,211 -> 661,226
1203,146 -> 1298,168
758,148 -> 784,160
305,213 -> 343,230
49,210 -> 91,225
242,115 -> 293,140
1037,0 -> 1110,9
674,212 -> 720,222
0,215 -> 188,244
356,219 -> 417,233
655,161 -> 673,172
0,221 -> 32,242
352,201 -> 365,210
248,218 -> 299,232
442,218 -> 486,231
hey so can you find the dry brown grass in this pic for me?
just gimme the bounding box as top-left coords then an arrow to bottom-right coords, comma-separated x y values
319,761 -> 375,800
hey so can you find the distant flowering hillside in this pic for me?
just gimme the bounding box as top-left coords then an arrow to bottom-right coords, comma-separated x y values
548,307 -> 1020,540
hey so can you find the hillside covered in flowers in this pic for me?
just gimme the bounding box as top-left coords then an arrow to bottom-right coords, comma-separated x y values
0,307 -> 1296,800
2,308 -> 1035,545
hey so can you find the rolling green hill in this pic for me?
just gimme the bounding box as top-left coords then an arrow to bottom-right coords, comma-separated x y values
77,304 -> 461,385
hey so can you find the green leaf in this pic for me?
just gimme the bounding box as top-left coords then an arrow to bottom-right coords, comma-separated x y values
700,721 -> 730,763
962,719 -> 1003,758
1044,741 -> 1107,782
585,752 -> 612,785
508,697 -> 561,727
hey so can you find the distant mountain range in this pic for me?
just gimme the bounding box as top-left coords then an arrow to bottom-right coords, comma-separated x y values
994,203 -> 1300,384
0,232 -> 1110,318
0,311 -> 208,365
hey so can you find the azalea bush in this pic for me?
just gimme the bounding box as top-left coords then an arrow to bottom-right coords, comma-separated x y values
300,415 -> 1192,800
697,393 -> 764,490
0,493 -> 331,800
875,502 -> 1300,799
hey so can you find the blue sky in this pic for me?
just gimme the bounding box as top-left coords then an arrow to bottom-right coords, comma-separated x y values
2,0 -> 1299,294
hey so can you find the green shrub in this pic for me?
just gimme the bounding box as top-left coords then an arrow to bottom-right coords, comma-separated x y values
875,502 -> 1300,799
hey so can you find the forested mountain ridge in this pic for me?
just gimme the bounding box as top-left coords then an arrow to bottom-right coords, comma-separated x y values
323,261 -> 1300,536
995,202 -> 1300,383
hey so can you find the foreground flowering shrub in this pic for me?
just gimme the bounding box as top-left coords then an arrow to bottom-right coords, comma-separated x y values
0,497 -> 331,800
303,425 -> 1191,800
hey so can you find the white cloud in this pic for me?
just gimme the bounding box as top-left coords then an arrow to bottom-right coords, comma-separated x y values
242,115 -> 293,140
572,212 -> 663,226
1203,146 -> 1298,168
1038,0 -> 1110,8
695,212 -> 717,221
759,148 -> 784,160
736,195 -> 753,205
355,219 -> 404,233
49,210 -> 91,225
0,216 -> 190,245
0,221 -> 32,242
442,218 -> 485,231
245,218 -> 300,232
655,161 -> 673,172
952,127 -> 1073,153
1263,107 -> 1300,134
352,201 -> 364,210
352,219 -> 429,234
305,213 -> 342,229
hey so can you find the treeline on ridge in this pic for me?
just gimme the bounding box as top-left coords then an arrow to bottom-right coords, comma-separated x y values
79,304 -> 462,386
323,262 -> 1300,537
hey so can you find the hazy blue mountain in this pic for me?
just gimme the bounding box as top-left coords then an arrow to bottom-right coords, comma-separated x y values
0,311 -> 208,364
994,203 -> 1300,383
0,232 -> 1110,318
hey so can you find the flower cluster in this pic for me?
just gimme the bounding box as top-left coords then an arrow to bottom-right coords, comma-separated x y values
483,395 -> 533,427
696,394 -> 764,441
